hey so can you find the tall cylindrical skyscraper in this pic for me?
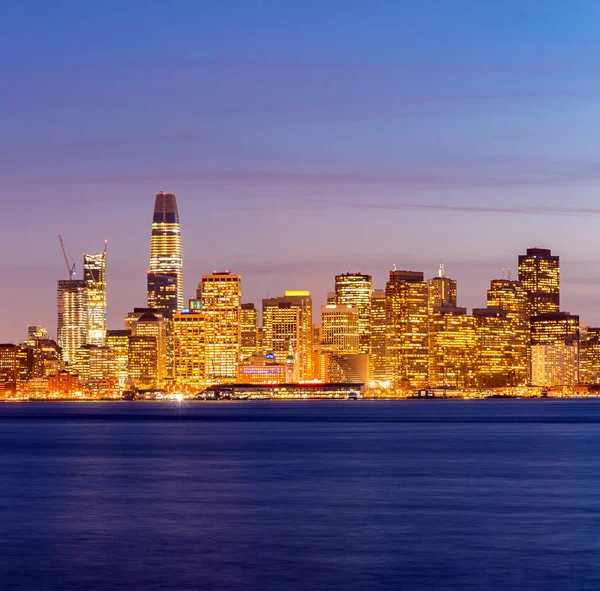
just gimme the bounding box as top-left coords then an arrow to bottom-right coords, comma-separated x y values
147,192 -> 183,313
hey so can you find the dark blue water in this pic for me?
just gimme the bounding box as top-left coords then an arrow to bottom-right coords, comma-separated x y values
2,400 -> 600,590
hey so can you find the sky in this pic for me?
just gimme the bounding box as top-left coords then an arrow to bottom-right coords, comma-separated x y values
2,0 -> 600,341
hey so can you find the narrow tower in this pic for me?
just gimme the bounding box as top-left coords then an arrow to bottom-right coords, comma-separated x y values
147,192 -> 183,313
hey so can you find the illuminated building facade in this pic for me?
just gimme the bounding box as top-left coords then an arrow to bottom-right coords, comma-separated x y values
427,264 -> 457,310
530,312 -> 579,386
74,344 -> 115,382
579,327 -> 600,384
173,308 -> 206,388
30,339 -> 61,378
106,329 -> 130,385
127,309 -> 167,387
198,272 -> 241,382
240,303 -> 259,361
518,247 -> 560,317
57,279 -> 88,366
428,306 -> 478,388
147,192 -> 183,312
385,270 -> 428,387
262,291 -> 313,381
0,344 -> 26,393
486,279 -> 529,384
25,325 -> 48,347
369,289 -> 387,382
48,371 -> 80,397
84,247 -> 107,346
237,353 -> 289,384
334,273 -> 372,354
321,304 -> 360,354
473,308 -> 524,387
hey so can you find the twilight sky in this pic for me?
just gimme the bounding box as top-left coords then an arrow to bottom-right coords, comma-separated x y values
3,0 -> 600,342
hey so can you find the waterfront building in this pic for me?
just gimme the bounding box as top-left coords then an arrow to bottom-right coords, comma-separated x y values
0,344 -> 30,394
126,309 -> 167,388
579,327 -> 600,385
173,308 -> 206,389
262,291 -> 313,381
385,270 -> 428,388
240,303 -> 259,361
334,273 -> 372,353
198,272 -> 241,382
369,289 -> 387,383
486,279 -> 529,384
473,308 -> 524,387
237,353 -> 290,384
106,329 -> 130,385
57,279 -> 88,366
47,371 -> 80,397
518,247 -> 560,317
84,247 -> 107,346
428,306 -> 478,388
74,344 -> 115,382
530,312 -> 579,386
147,192 -> 183,312
321,304 -> 360,354
30,339 -> 62,378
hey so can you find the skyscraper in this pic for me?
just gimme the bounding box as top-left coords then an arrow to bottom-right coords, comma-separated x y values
321,304 -> 360,354
84,245 -> 107,346
334,273 -> 372,354
240,303 -> 259,361
198,271 -> 241,382
427,264 -> 457,310
57,279 -> 88,366
530,312 -> 579,386
385,270 -> 428,388
518,247 -> 560,317
369,289 -> 388,383
147,192 -> 183,313
262,291 -> 313,381
486,279 -> 529,384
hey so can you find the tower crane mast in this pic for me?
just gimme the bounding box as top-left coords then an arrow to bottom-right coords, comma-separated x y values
57,234 -> 76,283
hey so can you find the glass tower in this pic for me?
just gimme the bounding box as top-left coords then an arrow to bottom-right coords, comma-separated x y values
147,192 -> 183,313
84,246 -> 107,346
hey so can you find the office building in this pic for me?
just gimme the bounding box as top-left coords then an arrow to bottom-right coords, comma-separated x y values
106,329 -> 130,385
262,291 -> 313,381
198,272 -> 241,382
385,270 -> 428,388
369,289 -> 387,383
127,309 -> 167,388
334,273 -> 372,353
240,303 -> 259,361
147,192 -> 183,312
57,279 -> 88,366
486,279 -> 529,384
173,308 -> 206,389
429,306 -> 478,388
84,247 -> 107,346
518,247 -> 560,317
530,312 -> 579,386
321,304 -> 360,354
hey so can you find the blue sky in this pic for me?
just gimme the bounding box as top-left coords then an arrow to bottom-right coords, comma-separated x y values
2,1 -> 600,340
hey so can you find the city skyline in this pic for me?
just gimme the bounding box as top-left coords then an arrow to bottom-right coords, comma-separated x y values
1,191 -> 598,343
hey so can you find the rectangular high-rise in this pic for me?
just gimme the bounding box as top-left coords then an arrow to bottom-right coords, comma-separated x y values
385,270 -> 428,388
334,273 -> 372,354
84,246 -> 107,346
518,247 -> 560,317
262,291 -> 313,381
57,279 -> 88,367
198,272 -> 241,382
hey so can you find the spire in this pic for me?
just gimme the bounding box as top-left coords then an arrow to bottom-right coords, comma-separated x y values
439,262 -> 445,278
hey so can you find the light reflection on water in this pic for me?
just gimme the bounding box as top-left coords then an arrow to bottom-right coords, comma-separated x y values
1,400 -> 600,590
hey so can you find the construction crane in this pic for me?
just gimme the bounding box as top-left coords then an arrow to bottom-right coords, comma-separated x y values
57,234 -> 76,283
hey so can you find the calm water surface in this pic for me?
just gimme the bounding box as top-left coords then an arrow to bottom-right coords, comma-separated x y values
1,400 -> 600,590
